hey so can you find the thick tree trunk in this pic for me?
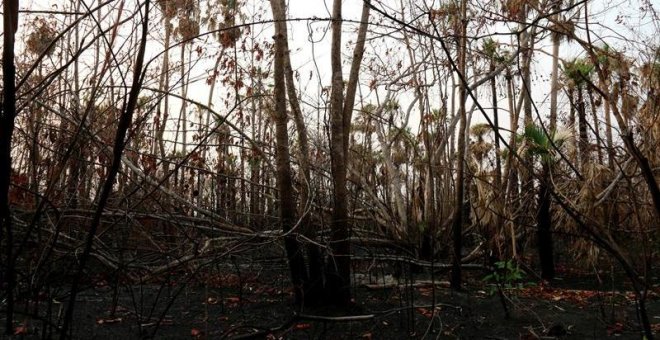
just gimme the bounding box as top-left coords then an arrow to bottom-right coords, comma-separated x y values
319,0 -> 370,307
327,0 -> 352,306
1,0 -> 19,333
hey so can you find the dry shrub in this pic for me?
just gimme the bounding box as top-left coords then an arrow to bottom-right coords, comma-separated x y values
26,18 -> 57,56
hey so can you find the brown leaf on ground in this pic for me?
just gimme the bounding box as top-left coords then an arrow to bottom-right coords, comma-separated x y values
191,327 -> 203,337
416,307 -> 433,318
294,323 -> 311,330
14,325 -> 28,335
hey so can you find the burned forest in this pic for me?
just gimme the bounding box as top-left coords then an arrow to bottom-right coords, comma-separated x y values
1,0 -> 659,338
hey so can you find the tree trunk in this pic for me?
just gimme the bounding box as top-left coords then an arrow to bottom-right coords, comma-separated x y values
535,15 -> 560,281
577,88 -> 589,170
281,23 -> 324,302
489,59 -> 503,258
537,162 -> 555,280
603,79 -> 615,170
158,18 -> 171,188
587,90 -> 604,164
1,0 -> 19,333
451,0 -> 467,290
327,0 -> 352,306
269,0 -> 308,306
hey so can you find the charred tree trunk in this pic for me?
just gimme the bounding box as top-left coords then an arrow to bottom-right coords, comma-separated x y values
577,88 -> 589,170
278,4 -> 324,302
327,0 -> 352,306
1,0 -> 19,333
322,0 -> 370,307
269,0 -> 309,306
536,162 -> 555,280
535,13 -> 560,281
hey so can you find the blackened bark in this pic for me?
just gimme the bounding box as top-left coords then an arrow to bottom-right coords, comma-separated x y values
537,163 -> 555,280
276,0 -> 324,303
577,89 -> 589,170
1,0 -> 19,334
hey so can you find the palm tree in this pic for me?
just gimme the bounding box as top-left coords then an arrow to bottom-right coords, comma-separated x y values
533,3 -> 569,279
519,124 -> 571,280
639,49 -> 660,163
482,39 -> 506,259
595,45 -> 616,170
563,58 -> 594,171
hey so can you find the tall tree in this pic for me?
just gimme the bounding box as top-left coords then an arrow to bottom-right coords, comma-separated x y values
535,0 -> 565,281
327,0 -> 370,306
269,0 -> 308,306
1,0 -> 19,333
564,58 -> 594,171
450,0 -> 468,290
279,4 -> 324,302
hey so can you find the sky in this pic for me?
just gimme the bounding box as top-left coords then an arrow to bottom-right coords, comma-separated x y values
9,0 -> 660,153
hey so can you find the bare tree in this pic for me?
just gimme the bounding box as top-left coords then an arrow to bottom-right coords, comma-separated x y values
326,0 -> 370,306
60,1 -> 150,337
1,0 -> 19,333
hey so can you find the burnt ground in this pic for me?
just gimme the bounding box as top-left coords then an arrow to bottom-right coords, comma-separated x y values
5,263 -> 660,340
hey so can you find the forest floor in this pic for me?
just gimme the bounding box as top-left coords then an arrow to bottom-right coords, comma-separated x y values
8,264 -> 660,340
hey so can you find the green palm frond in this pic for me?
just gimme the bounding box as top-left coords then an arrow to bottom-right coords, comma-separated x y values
563,58 -> 594,88
483,38 -> 498,59
519,124 -> 571,164
524,124 -> 550,149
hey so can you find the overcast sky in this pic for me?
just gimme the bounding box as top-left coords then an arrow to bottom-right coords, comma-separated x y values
13,0 -> 660,149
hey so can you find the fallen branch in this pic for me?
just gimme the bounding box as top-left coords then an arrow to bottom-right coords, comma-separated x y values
351,255 -> 488,270
295,312 -> 375,322
364,280 -> 451,290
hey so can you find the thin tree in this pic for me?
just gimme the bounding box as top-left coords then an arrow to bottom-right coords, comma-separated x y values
59,2 -> 150,337
269,0 -> 308,306
326,0 -> 370,306
450,0 -> 468,290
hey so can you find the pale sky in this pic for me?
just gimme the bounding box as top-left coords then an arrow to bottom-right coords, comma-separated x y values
11,0 -> 660,153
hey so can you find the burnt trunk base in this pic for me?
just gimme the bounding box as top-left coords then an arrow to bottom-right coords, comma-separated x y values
537,166 -> 555,281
